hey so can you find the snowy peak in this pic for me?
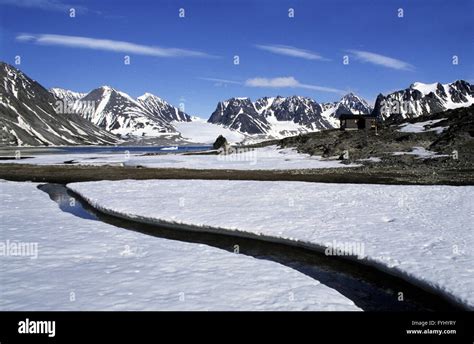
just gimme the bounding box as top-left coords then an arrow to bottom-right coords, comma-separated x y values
208,97 -> 269,134
254,96 -> 278,113
445,80 -> 473,104
50,88 -> 87,103
137,92 -> 162,102
339,92 -> 369,107
264,96 -> 322,123
409,82 -> 442,96
334,92 -> 372,116
137,92 -> 191,123
0,62 -> 48,101
374,80 -> 474,119
220,97 -> 254,109
78,86 -> 174,137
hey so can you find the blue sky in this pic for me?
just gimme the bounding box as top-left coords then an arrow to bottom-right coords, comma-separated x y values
0,0 -> 472,118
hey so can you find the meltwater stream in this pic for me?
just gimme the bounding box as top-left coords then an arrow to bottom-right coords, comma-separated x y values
38,183 -> 464,311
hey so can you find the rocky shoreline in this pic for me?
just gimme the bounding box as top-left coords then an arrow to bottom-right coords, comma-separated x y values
0,163 -> 472,185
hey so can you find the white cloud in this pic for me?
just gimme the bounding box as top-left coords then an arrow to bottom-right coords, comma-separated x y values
198,77 -> 242,85
348,49 -> 414,71
245,77 -> 345,94
256,44 -> 328,61
0,0 -> 88,13
200,76 -> 344,94
16,33 -> 215,58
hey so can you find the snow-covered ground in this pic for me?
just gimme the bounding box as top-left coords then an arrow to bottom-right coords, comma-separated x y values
68,180 -> 474,309
0,145 -> 359,170
392,147 -> 450,159
398,118 -> 447,134
172,118 -> 246,144
0,180 -> 360,311
356,157 -> 382,163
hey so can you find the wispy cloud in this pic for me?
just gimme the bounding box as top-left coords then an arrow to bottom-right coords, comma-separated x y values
199,76 -> 343,94
255,44 -> 329,61
198,77 -> 242,85
347,49 -> 414,71
245,77 -> 299,88
245,77 -> 345,94
17,33 -> 216,58
0,0 -> 88,13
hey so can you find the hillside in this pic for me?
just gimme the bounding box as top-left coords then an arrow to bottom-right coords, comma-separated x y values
276,105 -> 474,170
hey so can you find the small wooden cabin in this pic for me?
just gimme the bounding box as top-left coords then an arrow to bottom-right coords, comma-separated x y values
339,114 -> 378,130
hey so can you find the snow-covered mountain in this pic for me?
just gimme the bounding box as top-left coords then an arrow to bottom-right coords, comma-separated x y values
208,97 -> 271,135
208,94 -> 372,138
0,62 -> 118,146
5,61 -> 471,146
329,93 -> 373,117
309,93 -> 373,128
50,88 -> 86,103
138,93 -> 190,123
52,86 -> 191,138
373,80 -> 474,119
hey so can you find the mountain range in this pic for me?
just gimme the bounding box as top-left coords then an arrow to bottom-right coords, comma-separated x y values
373,80 -> 473,120
51,86 -> 191,138
0,61 -> 472,146
208,93 -> 373,138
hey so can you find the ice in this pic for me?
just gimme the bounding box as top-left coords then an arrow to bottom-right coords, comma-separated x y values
68,179 -> 474,309
0,180 -> 360,311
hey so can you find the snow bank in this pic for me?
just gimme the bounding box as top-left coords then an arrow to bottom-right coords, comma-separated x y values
0,180 -> 360,311
68,180 -> 474,309
392,147 -> 450,159
398,118 -> 447,134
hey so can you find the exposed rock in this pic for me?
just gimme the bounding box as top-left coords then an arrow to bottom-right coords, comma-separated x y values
213,135 -> 228,150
